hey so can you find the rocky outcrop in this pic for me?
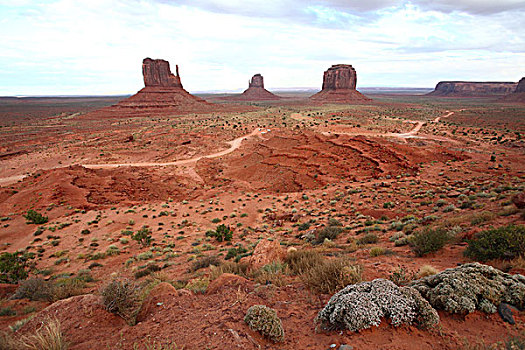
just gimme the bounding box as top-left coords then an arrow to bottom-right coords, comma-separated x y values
428,81 -> 517,97
224,74 -> 281,101
83,58 -> 251,118
516,77 -> 525,93
502,77 -> 525,103
310,64 -> 370,103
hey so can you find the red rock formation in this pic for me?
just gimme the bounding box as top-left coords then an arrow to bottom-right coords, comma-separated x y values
503,77 -> 525,103
84,58 -> 251,118
428,81 -> 517,97
223,74 -> 281,101
142,58 -> 182,88
310,64 -> 370,103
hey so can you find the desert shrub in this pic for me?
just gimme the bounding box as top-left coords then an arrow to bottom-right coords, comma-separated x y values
209,261 -> 249,280
297,222 -> 311,231
410,263 -> 525,314
254,262 -> 288,287
206,224 -> 233,242
357,233 -> 378,245
313,226 -> 343,244
301,258 -> 362,294
132,227 -> 152,247
134,264 -> 162,279
328,218 -> 343,227
12,278 -> 53,301
190,255 -> 220,272
464,224 -> 525,262
394,236 -> 410,246
24,210 -> 48,225
19,317 -> 68,350
315,279 -> 439,332
244,305 -> 284,343
410,227 -> 451,257
389,267 -> 415,286
0,307 -> 16,316
101,279 -> 140,325
185,278 -> 209,294
52,276 -> 86,300
284,249 -> 323,275
225,245 -> 248,261
0,252 -> 30,284
370,247 -> 387,257
469,211 -> 496,226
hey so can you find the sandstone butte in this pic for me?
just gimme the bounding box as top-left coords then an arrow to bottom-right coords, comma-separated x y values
83,58 -> 247,118
502,77 -> 525,103
427,81 -> 518,97
222,74 -> 282,101
310,64 -> 371,103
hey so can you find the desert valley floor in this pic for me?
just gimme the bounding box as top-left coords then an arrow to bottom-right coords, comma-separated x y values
0,93 -> 524,349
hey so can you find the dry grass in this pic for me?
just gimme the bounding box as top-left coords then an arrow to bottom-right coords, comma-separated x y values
19,318 -> 68,350
301,258 -> 362,294
284,249 -> 324,275
209,261 -> 250,280
100,279 -> 141,325
416,265 -> 439,279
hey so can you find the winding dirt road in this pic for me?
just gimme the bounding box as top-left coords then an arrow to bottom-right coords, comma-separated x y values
0,128 -> 264,185
84,128 -> 263,169
0,110 -> 458,186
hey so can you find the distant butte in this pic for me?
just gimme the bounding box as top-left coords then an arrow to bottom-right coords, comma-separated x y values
427,81 -> 517,97
224,74 -> 281,101
84,58 -> 249,118
310,64 -> 370,103
502,77 -> 525,103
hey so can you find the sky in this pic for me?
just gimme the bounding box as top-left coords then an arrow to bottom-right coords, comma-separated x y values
0,0 -> 524,95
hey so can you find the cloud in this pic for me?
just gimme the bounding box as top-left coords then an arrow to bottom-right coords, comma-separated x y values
0,0 -> 523,95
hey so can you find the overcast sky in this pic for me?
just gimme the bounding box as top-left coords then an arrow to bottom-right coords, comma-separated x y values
0,0 -> 524,95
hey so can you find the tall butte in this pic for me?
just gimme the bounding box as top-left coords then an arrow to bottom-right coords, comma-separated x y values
239,74 -> 281,100
86,58 -> 237,118
310,64 -> 370,102
223,74 -> 281,101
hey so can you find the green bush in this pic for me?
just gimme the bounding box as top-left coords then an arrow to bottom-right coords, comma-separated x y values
410,227 -> 451,257
132,226 -> 152,247
357,233 -> 378,245
206,224 -> 233,242
313,226 -> 343,245
24,210 -> 48,225
244,305 -> 284,343
464,224 -> 525,261
0,252 -> 30,284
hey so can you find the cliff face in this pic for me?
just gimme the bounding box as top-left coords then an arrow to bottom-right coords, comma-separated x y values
142,58 -> 182,88
321,64 -> 357,90
428,81 -> 517,97
501,77 -> 525,103
515,77 -> 525,93
310,64 -> 370,103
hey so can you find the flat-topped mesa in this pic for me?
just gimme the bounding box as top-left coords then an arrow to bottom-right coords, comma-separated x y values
428,81 -> 517,97
142,58 -> 182,88
310,64 -> 370,102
